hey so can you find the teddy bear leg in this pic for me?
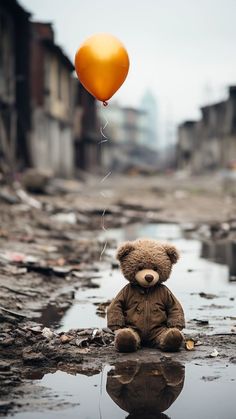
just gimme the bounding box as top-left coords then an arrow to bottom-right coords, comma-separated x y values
155,328 -> 184,352
114,328 -> 141,353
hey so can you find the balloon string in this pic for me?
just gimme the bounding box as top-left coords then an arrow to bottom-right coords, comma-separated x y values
100,171 -> 112,183
100,241 -> 107,260
99,108 -> 111,260
99,114 -> 109,144
101,208 -> 107,231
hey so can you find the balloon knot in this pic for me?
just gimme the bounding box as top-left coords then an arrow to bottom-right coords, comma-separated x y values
103,101 -> 108,107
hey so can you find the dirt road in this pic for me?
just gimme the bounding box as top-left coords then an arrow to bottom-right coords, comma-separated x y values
0,173 -> 236,416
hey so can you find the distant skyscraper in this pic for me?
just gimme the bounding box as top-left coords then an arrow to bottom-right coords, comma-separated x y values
140,90 -> 158,149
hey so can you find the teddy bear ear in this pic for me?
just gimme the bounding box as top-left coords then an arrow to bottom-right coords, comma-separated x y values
163,243 -> 180,264
116,241 -> 135,261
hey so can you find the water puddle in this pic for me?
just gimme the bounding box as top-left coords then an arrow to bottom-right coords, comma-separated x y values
54,223 -> 235,334
12,223 -> 236,418
14,362 -> 236,418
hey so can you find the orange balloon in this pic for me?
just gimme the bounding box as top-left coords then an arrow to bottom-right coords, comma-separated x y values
74,33 -> 130,103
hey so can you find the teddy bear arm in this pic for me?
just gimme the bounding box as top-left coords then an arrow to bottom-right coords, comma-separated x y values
165,289 -> 185,330
107,289 -> 126,331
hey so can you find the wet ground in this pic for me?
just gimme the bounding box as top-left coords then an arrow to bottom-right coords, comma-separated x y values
0,174 -> 236,418
55,223 -> 236,335
2,222 -> 235,418
14,363 -> 236,419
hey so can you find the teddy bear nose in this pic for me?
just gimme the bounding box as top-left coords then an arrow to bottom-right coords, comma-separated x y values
145,274 -> 154,283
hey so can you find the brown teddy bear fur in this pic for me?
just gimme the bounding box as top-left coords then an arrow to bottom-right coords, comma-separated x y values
107,239 -> 185,353
117,239 -> 179,283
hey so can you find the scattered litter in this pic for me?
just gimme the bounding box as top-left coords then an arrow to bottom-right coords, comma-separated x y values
0,252 -> 39,264
194,340 -> 203,346
73,328 -> 114,347
202,375 -> 220,381
0,189 -> 19,204
51,212 -> 77,224
3,266 -> 27,275
16,189 -> 42,209
75,337 -> 89,347
42,327 -> 54,339
94,301 -> 111,317
209,349 -> 219,357
192,319 -> 209,326
60,334 -> 73,344
199,292 -> 218,300
36,245 -> 58,253
0,252 -> 25,263
22,168 -> 52,193
77,329 -> 93,336
52,266 -> 72,276
92,329 -> 99,339
185,339 -> 195,351
28,325 -> 42,334
77,347 -> 90,354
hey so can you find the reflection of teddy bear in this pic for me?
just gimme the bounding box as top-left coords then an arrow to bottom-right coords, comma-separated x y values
107,239 -> 185,352
106,361 -> 185,419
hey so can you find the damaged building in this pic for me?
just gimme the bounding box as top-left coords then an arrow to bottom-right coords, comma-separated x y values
177,86 -> 236,173
0,0 -> 101,179
0,0 -> 31,174
96,102 -> 159,173
30,22 -> 74,178
73,80 -> 100,174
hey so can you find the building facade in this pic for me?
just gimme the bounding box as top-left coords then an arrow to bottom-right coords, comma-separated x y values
30,22 -> 74,178
96,101 -> 159,172
0,0 -> 31,173
177,86 -> 236,173
73,80 -> 100,174
140,90 -> 158,149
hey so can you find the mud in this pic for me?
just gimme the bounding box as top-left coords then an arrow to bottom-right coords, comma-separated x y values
1,318 -> 236,416
0,174 -> 236,416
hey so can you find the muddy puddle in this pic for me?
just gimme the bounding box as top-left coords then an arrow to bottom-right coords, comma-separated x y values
11,223 -> 236,418
14,362 -> 236,418
47,223 -> 235,335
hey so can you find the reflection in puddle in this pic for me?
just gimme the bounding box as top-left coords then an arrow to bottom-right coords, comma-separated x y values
107,361 -> 185,419
14,362 -> 236,419
201,239 -> 236,280
12,223 -> 236,418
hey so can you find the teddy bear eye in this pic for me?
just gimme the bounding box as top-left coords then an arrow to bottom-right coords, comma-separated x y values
153,267 -> 158,271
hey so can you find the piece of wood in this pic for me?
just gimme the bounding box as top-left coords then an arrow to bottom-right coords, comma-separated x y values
0,306 -> 29,319
0,285 -> 36,297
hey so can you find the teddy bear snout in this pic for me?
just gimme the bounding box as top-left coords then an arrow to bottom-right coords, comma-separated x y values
145,274 -> 154,283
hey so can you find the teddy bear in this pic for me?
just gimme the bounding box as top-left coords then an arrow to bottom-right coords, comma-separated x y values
107,239 -> 185,352
106,360 -> 185,419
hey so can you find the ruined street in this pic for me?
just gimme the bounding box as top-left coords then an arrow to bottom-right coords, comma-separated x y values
0,173 -> 235,418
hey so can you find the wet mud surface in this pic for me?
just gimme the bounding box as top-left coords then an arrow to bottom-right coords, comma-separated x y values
0,175 -> 236,417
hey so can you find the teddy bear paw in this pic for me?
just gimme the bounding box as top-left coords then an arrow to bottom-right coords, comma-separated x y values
159,328 -> 183,352
115,328 -> 140,353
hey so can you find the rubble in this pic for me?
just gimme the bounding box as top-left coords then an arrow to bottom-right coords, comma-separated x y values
21,168 -> 52,193
0,174 -> 236,415
94,300 -> 111,317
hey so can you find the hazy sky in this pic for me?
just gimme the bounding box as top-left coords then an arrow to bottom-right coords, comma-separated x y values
20,0 -> 236,125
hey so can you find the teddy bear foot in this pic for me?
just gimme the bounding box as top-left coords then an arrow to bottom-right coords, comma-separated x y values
158,328 -> 183,352
115,328 -> 140,353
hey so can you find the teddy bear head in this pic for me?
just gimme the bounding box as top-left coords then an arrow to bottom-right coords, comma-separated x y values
116,238 -> 179,288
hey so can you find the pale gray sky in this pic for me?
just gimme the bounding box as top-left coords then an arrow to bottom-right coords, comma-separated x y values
20,0 -> 236,125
